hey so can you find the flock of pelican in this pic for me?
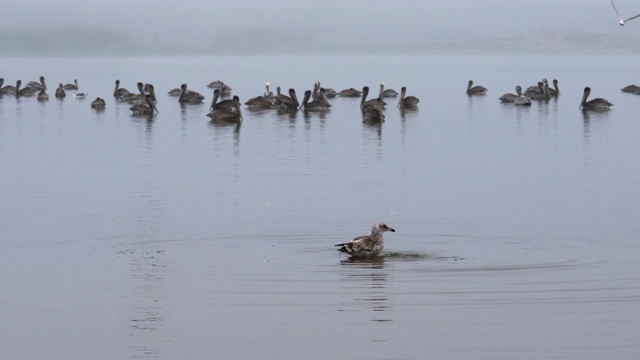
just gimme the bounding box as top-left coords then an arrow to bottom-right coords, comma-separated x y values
468,78 -> 615,112
0,75 -> 624,119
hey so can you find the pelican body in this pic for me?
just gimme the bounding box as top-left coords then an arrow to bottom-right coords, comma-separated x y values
580,87 -> 613,111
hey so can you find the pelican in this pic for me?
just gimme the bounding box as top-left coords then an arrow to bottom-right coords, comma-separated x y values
207,80 -> 232,95
513,87 -> 532,106
336,87 -> 362,97
499,86 -> 519,103
167,87 -> 181,96
621,84 -> 640,94
207,96 -> 242,123
144,83 -> 157,104
527,82 -> 550,100
27,76 -> 47,91
130,94 -> 158,116
611,0 -> 640,26
334,222 -> 395,257
580,87 -> 613,111
55,83 -> 66,98
548,79 -> 560,97
0,78 -> 17,94
274,88 -> 300,110
91,97 -> 106,109
301,89 -> 331,111
362,98 -> 385,122
380,82 -> 399,98
244,85 -> 275,109
63,79 -> 78,90
178,84 -> 204,104
398,86 -> 420,107
360,86 -> 385,109
113,80 -> 131,98
37,89 -> 49,101
209,88 -> 236,111
122,82 -> 146,103
466,80 -> 488,95
16,80 -> 36,97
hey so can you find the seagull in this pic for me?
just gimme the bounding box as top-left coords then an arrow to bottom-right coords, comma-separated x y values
334,222 -> 395,257
611,0 -> 640,26
74,91 -> 88,99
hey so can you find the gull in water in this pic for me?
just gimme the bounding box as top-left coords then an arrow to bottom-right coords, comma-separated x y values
334,222 -> 395,257
611,0 -> 640,26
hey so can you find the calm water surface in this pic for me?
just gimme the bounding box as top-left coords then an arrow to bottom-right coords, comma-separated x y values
0,54 -> 639,359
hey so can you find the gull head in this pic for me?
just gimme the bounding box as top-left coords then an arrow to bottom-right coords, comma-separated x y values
620,20 -> 626,26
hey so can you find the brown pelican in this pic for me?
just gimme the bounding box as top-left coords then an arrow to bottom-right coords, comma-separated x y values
0,78 -> 17,94
380,82 -> 399,98
208,95 -> 242,123
91,97 -> 106,109
336,87 -> 362,97
210,88 -> 236,111
398,86 -> 420,107
548,79 -> 560,97
16,80 -> 36,97
130,94 -> 158,116
167,87 -> 181,96
144,83 -> 157,104
63,79 -> 78,90
123,82 -> 146,103
621,84 -> 640,94
55,83 -> 66,98
245,83 -> 275,108
178,84 -> 204,104
362,98 -> 385,123
499,86 -> 519,103
27,76 -> 47,91
37,89 -> 49,101
513,87 -> 532,106
611,0 -> 640,25
207,80 -> 232,95
113,80 -> 131,98
301,89 -> 331,111
466,80 -> 488,95
360,86 -> 385,109
274,88 -> 300,110
580,87 -> 613,111
527,82 -> 550,100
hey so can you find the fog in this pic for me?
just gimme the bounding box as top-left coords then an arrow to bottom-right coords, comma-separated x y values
1,0 -> 638,54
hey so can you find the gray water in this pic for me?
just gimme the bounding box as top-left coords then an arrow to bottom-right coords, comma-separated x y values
0,54 -> 639,359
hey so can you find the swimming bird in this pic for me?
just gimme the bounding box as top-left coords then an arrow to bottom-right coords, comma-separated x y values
63,79 -> 78,90
16,80 -> 36,97
362,98 -> 385,122
27,76 -> 47,91
210,88 -> 236,111
37,89 -> 49,101
207,80 -> 232,96
91,97 -> 106,109
380,82 -> 399,98
145,83 -> 157,104
123,82 -> 146,103
513,87 -> 532,106
466,80 -> 488,95
548,79 -> 560,97
301,89 -> 331,111
499,87 -> 519,103
130,94 -> 158,116
580,87 -> 613,111
334,222 -> 395,257
207,95 -> 242,123
55,83 -> 66,98
178,84 -> 205,104
398,86 -> 420,107
611,0 -> 640,26
244,84 -> 276,108
526,81 -> 550,100
274,88 -> 300,110
73,90 -> 88,99
113,80 -> 131,98
0,78 -> 17,94
621,84 -> 640,94
167,87 -> 181,96
336,87 -> 362,97
360,86 -> 386,109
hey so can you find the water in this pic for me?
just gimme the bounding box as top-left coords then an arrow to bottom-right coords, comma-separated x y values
1,54 -> 639,359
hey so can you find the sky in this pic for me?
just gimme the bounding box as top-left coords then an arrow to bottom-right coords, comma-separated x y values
1,0 -> 637,47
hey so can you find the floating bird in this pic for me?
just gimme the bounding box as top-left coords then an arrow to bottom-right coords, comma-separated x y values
361,85 -> 386,109
0,78 -> 17,94
73,91 -> 88,99
513,87 -> 532,106
91,97 -> 106,109
55,83 -> 66,98
113,80 -> 131,99
334,222 -> 395,257
16,80 -> 36,97
380,82 -> 399,98
130,94 -> 158,116
274,88 -> 300,110
37,89 -> 49,101
207,95 -> 242,123
336,87 -> 362,97
64,79 -> 78,90
27,76 -> 47,91
466,80 -> 487,95
580,87 -> 613,111
548,79 -> 560,97
178,84 -> 205,104
611,0 -> 640,26
398,86 -> 420,107
362,98 -> 385,122
301,89 -> 331,111
210,88 -> 236,111
621,84 -> 640,94
244,83 -> 276,108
